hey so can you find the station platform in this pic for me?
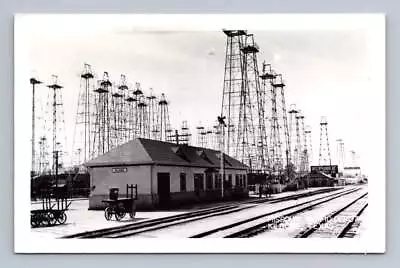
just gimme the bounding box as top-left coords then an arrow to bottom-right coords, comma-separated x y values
30,186 -> 345,239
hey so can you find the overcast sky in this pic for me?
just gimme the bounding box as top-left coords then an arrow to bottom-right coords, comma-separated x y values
18,15 -> 385,179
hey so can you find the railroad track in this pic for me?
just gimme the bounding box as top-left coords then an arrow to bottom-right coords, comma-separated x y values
63,186 -> 345,239
63,203 -> 246,238
190,187 -> 362,238
248,187 -> 341,205
295,193 -> 368,238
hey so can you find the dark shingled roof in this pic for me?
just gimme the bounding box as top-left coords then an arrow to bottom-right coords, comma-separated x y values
84,138 -> 248,170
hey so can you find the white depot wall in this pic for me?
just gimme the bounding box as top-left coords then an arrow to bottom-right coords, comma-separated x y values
90,165 -> 152,196
152,165 -> 205,193
152,165 -> 247,193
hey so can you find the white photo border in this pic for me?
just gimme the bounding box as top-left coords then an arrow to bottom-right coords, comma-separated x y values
14,13 -> 386,253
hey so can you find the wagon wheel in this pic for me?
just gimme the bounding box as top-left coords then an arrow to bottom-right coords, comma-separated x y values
129,203 -> 137,219
114,207 -> 126,221
104,207 -> 113,221
31,214 -> 39,228
40,212 -> 50,227
57,211 -> 67,225
47,211 -> 57,226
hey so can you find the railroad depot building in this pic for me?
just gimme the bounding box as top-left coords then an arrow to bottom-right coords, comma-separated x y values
85,138 -> 249,210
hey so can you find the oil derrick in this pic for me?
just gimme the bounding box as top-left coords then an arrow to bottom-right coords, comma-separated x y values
336,139 -> 345,173
297,110 -> 308,174
267,67 -> 284,176
137,94 -> 148,138
132,82 -> 144,138
205,128 -> 213,149
350,150 -> 358,167
47,75 -> 66,178
109,75 -> 128,149
156,93 -> 172,142
92,72 -> 112,157
110,80 -> 123,148
288,104 -> 299,169
30,77 -> 42,176
125,89 -> 137,141
196,123 -> 206,148
180,120 -> 191,145
147,89 -> 158,140
240,34 -> 268,172
294,109 -> 302,172
260,62 -> 277,172
221,29 -> 268,172
166,122 -> 174,142
113,74 -> 129,145
38,136 -> 50,174
72,63 -> 94,165
236,33 -> 256,171
318,116 -> 332,166
221,30 -> 246,161
212,123 -> 222,151
272,74 -> 291,177
304,125 -> 313,169
170,121 -> 191,145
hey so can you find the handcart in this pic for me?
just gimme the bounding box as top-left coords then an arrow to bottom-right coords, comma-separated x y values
31,187 -> 71,228
31,209 -> 67,227
102,184 -> 138,221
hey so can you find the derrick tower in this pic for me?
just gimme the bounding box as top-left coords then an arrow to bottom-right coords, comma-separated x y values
221,30 -> 246,161
267,68 -> 284,176
336,139 -> 345,173
38,136 -> 50,174
110,74 -> 128,146
156,93 -> 172,142
272,73 -> 291,176
180,120 -> 191,145
297,110 -> 308,174
137,94 -> 148,138
47,75 -> 67,178
92,72 -> 112,157
125,88 -> 137,141
350,150 -> 358,167
73,63 -> 95,165
220,29 -> 268,172
240,33 -> 268,172
132,82 -> 144,138
288,104 -> 299,169
212,123 -> 222,151
147,89 -> 158,140
263,65 -> 282,174
318,116 -> 332,166
259,62 -> 277,173
304,125 -> 313,166
196,123 -> 206,148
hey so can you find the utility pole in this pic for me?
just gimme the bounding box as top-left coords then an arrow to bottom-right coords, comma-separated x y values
30,77 -> 42,176
47,75 -> 63,180
218,115 -> 227,199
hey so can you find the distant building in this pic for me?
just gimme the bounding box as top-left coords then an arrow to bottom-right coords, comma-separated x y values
310,165 -> 339,176
343,166 -> 362,177
308,165 -> 339,187
343,166 -> 362,184
84,138 -> 249,209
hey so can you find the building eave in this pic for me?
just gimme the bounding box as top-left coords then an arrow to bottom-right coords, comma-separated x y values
85,161 -> 247,170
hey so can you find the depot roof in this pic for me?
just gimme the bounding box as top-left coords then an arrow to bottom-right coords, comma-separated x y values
84,138 -> 248,170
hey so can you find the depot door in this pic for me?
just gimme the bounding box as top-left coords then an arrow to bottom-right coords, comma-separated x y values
157,173 -> 171,208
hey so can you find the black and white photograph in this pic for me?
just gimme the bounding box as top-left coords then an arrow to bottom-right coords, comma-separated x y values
14,14 -> 385,253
